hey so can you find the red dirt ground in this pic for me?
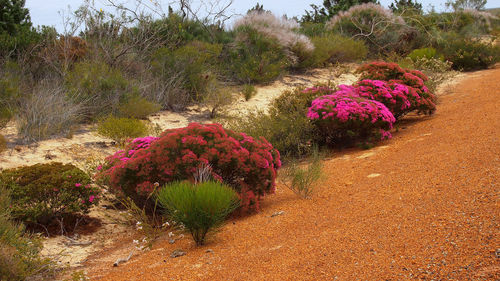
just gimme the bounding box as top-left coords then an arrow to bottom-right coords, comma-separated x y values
89,68 -> 499,280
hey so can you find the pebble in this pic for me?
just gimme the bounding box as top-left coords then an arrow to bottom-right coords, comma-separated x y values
170,249 -> 186,258
271,211 -> 285,217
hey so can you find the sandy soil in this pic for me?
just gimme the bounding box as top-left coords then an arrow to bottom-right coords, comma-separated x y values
84,68 -> 499,280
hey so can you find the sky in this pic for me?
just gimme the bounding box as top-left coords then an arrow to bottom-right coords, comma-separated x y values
25,0 -> 500,32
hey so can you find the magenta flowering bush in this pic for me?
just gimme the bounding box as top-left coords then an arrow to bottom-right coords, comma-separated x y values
96,123 -> 281,212
0,163 -> 100,226
307,86 -> 395,143
356,61 -> 436,115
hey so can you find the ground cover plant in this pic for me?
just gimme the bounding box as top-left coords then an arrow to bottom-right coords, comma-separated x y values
96,123 -> 281,213
156,181 -> 239,246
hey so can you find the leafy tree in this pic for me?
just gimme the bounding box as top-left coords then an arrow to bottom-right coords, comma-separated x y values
389,0 -> 423,14
0,0 -> 31,36
445,0 -> 487,11
301,0 -> 379,23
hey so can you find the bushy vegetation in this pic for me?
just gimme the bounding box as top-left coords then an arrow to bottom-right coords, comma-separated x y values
300,34 -> 367,68
0,134 -> 6,153
0,162 -> 100,226
279,148 -> 323,198
96,124 -> 281,212
96,116 -> 151,145
156,181 -> 239,246
0,186 -> 53,281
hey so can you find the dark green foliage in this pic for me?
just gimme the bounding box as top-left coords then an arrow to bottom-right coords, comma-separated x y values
0,163 -> 100,226
156,181 -> 239,246
65,61 -> 139,119
389,0 -> 423,14
242,84 -> 256,101
437,35 -> 500,71
225,26 -> 288,83
301,0 -> 380,23
0,0 -> 31,35
96,116 -> 150,145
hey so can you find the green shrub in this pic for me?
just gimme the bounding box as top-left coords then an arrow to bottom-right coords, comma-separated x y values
96,116 -> 150,145
0,163 -> 100,227
242,84 -> 256,101
300,34 -> 367,68
438,35 -> 500,71
0,134 -> 6,153
117,95 -> 161,119
279,148 -> 323,198
226,87 -> 325,159
0,61 -> 21,129
65,61 -> 139,118
151,41 -> 222,102
407,47 -> 443,62
225,26 -> 288,83
156,181 -> 239,246
0,186 -> 52,281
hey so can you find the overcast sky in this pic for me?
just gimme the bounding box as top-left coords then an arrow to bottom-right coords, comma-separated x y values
26,0 -> 500,31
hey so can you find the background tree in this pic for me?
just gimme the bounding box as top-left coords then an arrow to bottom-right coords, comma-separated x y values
389,0 -> 423,14
0,0 -> 31,35
446,0 -> 487,11
302,0 -> 379,23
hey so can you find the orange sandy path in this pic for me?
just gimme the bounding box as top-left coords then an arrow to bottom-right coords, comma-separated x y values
91,68 -> 499,280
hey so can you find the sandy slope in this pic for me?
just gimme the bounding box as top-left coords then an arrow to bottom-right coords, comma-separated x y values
86,67 -> 499,280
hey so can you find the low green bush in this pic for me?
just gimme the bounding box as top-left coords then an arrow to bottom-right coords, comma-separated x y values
242,84 -> 256,101
96,116 -> 150,145
117,95 -> 161,119
0,163 -> 100,227
407,47 -> 443,61
156,181 -> 239,246
0,186 -> 53,281
438,35 -> 500,71
300,34 -> 367,68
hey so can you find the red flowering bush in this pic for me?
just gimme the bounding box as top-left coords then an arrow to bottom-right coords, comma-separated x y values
0,163 -> 100,226
96,123 -> 281,212
356,61 -> 436,115
307,85 -> 395,143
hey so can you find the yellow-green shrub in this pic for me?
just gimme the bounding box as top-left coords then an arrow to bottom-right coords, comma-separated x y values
117,96 -> 161,119
0,134 -> 6,153
96,116 -> 150,145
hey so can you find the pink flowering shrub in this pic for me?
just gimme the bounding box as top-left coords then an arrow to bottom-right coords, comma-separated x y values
0,163 -> 100,226
307,85 -> 395,143
356,61 -> 436,115
354,79 -> 432,119
96,123 -> 281,212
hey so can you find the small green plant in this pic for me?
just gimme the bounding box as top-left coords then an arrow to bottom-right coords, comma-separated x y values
96,116 -> 149,145
242,84 -> 256,101
203,84 -> 234,119
117,96 -> 161,119
156,181 -> 240,246
407,47 -> 443,62
279,148 -> 323,198
0,134 -> 6,153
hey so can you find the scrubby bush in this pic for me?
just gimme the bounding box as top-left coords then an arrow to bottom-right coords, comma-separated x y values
437,35 -> 500,71
96,123 -> 281,212
0,134 -> 6,153
65,61 -> 139,118
117,95 -> 161,119
96,116 -> 150,145
0,163 -> 100,226
408,47 -> 443,62
151,41 -> 222,101
308,85 -> 396,145
0,61 -> 21,129
225,26 -> 288,83
16,81 -> 82,142
299,34 -> 367,68
242,84 -> 256,101
156,181 -> 239,246
0,186 -> 52,281
327,3 -> 412,54
233,12 -> 314,68
226,86 -> 331,159
279,148 -> 323,198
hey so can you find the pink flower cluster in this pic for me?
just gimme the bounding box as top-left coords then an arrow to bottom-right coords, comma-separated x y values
95,123 -> 281,213
308,86 -> 395,140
